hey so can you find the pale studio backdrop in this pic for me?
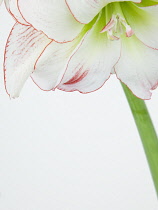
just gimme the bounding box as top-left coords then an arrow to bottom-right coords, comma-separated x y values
0,3 -> 158,210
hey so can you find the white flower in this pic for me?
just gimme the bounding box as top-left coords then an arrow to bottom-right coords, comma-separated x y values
3,0 -> 158,99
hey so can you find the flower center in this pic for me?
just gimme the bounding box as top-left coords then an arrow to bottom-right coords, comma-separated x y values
100,13 -> 134,40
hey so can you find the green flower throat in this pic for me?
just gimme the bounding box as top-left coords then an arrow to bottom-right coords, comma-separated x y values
84,0 -> 158,41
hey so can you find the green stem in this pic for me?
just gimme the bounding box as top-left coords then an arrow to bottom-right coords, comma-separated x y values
121,83 -> 158,196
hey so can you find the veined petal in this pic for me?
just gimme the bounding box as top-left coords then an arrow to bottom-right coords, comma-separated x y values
31,37 -> 82,91
115,35 -> 158,100
5,0 -> 28,25
58,15 -> 121,93
4,23 -> 51,98
31,16 -> 96,91
66,0 -> 141,24
122,3 -> 158,49
17,0 -> 84,42
31,17 -> 97,91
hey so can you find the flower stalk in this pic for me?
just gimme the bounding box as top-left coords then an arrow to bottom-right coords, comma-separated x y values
121,83 -> 158,196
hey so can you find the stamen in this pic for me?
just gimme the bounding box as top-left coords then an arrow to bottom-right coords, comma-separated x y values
100,15 -> 116,33
108,29 -> 119,40
125,26 -> 134,37
100,14 -> 134,40
120,17 -> 134,37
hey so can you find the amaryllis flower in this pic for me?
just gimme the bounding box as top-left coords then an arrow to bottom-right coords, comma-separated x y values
3,0 -> 158,99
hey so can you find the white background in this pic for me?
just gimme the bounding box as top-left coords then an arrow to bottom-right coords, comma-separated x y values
0,3 -> 158,210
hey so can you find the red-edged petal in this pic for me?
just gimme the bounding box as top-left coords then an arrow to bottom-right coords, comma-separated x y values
17,0 -> 84,42
57,16 -> 121,93
31,38 -> 81,91
123,4 -> 158,49
5,0 -> 28,25
66,0 -> 141,24
4,23 -> 51,98
115,35 -> 158,100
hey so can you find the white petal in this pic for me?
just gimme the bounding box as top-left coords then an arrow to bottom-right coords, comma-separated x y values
17,0 -> 84,42
123,4 -> 158,49
58,17 -> 121,93
66,0 -> 141,24
115,36 -> 158,100
5,0 -> 28,24
31,17 -> 98,90
4,23 -> 51,98
31,38 -> 81,91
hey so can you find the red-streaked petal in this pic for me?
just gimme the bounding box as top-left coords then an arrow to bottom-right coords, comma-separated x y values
4,23 -> 51,98
31,38 -> 81,91
58,18 -> 121,93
